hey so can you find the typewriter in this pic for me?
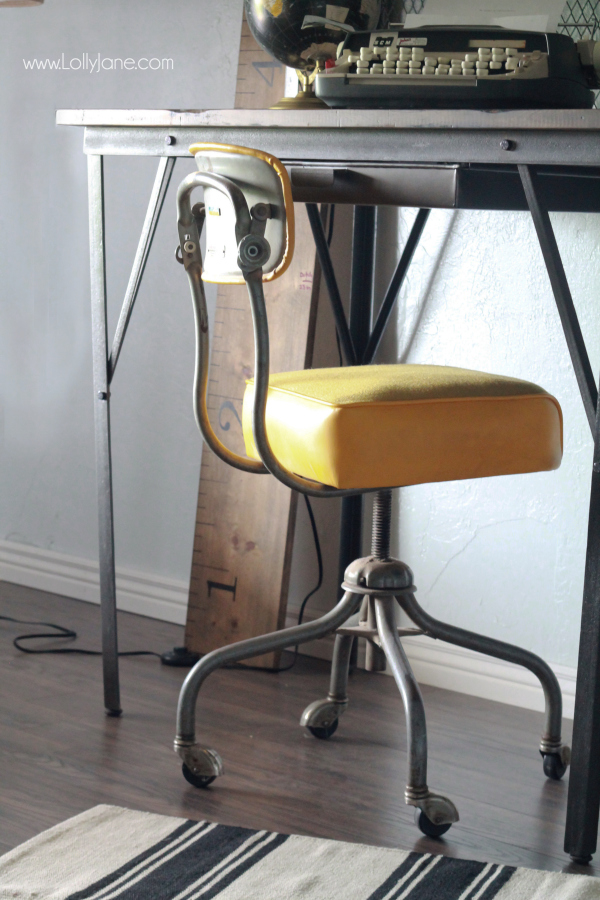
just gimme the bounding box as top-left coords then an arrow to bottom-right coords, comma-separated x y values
315,26 -> 600,109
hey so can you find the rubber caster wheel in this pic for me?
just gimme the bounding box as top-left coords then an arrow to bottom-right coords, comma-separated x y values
307,719 -> 338,740
542,753 -> 567,781
414,808 -> 452,838
182,763 -> 216,789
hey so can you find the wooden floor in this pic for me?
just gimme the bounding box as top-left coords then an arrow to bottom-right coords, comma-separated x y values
0,580 -> 595,879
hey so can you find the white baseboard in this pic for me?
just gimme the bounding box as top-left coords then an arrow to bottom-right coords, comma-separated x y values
0,538 -> 575,718
285,610 -> 576,720
0,539 -> 189,625
400,633 -> 575,720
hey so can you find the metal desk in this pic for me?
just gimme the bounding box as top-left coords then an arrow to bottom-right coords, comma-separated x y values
57,106 -> 600,864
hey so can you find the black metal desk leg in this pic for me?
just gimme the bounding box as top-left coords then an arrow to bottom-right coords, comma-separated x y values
349,206 -> 376,364
87,155 -> 175,703
518,164 -> 600,863
88,154 -> 121,716
338,207 -> 376,666
565,413 -> 600,863
305,203 -> 357,366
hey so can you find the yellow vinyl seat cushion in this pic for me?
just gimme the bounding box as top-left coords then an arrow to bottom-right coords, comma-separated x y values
242,364 -> 563,490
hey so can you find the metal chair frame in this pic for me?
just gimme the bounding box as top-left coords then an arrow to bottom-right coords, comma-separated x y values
174,166 -> 570,835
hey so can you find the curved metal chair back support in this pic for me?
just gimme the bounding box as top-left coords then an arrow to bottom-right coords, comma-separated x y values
176,167 -> 379,498
174,144 -> 570,837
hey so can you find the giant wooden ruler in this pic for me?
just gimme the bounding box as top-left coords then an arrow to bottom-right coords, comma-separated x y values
184,16 -> 322,667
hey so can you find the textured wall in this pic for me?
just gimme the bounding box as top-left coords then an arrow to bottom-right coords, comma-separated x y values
288,204 -> 599,674
387,206 -> 599,669
0,0 -> 242,578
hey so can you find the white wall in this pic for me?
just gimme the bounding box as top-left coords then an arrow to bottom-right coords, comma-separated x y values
284,204 -> 593,716
0,0 -> 594,712
386,206 -> 598,671
0,0 -> 242,580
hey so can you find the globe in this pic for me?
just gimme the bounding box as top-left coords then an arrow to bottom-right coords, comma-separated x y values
245,0 -> 382,72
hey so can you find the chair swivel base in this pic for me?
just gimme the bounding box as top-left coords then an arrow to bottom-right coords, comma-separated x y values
301,554 -> 570,837
173,551 -> 569,839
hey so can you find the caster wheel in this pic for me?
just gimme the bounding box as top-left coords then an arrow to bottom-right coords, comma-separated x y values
307,719 -> 338,740
182,763 -> 216,789
414,807 -> 452,838
543,753 -> 567,781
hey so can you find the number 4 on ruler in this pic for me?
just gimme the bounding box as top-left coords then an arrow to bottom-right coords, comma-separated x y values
252,60 -> 282,86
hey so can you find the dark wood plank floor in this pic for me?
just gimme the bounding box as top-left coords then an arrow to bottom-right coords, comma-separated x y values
0,580 -> 594,878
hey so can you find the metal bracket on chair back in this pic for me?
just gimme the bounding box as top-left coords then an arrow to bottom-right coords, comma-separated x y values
176,170 -> 268,475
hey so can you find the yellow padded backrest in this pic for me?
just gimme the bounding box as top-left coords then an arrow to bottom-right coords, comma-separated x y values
189,143 -> 295,285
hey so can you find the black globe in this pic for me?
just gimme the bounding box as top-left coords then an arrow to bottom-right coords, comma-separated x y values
245,0 -> 381,71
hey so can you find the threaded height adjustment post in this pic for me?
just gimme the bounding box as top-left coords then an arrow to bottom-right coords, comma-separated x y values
371,489 -> 392,560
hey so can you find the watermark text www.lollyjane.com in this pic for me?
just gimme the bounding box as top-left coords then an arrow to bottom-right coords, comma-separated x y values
23,53 -> 173,72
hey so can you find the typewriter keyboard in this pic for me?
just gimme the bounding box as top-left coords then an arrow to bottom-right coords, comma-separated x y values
332,45 -> 546,78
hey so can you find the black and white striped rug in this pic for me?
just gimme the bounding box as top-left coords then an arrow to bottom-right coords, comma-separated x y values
0,805 -> 598,899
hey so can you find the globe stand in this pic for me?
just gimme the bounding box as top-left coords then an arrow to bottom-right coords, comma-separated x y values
270,66 -> 328,110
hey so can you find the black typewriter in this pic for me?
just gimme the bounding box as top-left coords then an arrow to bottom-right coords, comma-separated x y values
315,26 -> 600,109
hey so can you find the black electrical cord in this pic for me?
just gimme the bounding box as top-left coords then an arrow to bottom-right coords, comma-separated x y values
0,614 -> 161,658
0,495 -> 324,673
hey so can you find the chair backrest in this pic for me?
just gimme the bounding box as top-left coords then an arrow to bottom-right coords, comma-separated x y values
189,143 -> 295,285
179,141 -> 349,498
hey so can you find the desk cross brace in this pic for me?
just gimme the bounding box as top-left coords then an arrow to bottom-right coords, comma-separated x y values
519,165 -> 598,432
306,204 -> 431,367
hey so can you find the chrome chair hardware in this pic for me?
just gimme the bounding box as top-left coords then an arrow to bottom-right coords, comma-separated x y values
343,556 -> 415,592
250,201 -> 272,222
238,234 -> 271,271
340,626 -> 423,640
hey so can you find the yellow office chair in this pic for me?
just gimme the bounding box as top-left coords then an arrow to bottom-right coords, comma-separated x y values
174,143 -> 569,837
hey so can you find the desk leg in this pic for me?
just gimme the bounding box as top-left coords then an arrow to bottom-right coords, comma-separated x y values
338,207 -> 376,668
88,154 -> 121,717
565,426 -> 600,863
519,164 -> 600,863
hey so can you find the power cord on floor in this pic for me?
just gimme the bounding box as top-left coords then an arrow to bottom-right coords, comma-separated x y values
0,496 -> 324,673
0,614 -> 162,658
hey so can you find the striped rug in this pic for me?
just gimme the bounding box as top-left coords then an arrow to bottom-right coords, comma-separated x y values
0,805 -> 598,899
